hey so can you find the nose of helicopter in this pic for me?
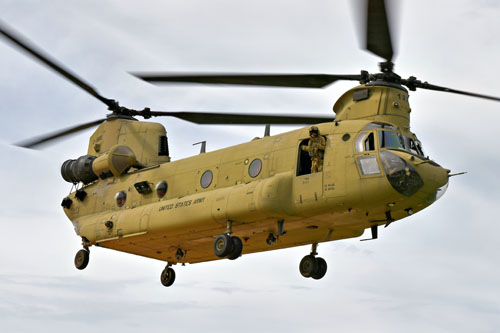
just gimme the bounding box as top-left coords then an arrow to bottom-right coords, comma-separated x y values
414,162 -> 450,203
379,150 -> 449,201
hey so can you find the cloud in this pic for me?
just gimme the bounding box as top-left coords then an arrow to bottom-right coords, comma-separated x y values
0,1 -> 500,333
0,274 -> 205,325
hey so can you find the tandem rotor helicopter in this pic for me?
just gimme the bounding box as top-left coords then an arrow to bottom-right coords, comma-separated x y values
1,1 -> 499,287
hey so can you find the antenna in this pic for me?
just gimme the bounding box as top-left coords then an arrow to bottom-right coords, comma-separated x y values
264,124 -> 271,137
193,141 -> 207,154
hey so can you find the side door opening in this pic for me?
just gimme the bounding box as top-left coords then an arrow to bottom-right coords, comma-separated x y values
296,136 -> 327,176
297,138 -> 312,176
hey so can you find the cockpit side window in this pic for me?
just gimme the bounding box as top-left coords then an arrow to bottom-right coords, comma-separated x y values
415,140 -> 425,156
365,133 -> 375,151
403,136 -> 425,156
355,132 -> 375,153
404,137 -> 419,155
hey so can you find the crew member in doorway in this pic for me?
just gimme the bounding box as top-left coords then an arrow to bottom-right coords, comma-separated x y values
302,126 -> 326,173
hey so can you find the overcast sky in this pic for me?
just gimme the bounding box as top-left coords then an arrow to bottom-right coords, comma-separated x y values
0,1 -> 499,332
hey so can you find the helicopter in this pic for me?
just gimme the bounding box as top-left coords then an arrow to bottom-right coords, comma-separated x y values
1,0 -> 499,288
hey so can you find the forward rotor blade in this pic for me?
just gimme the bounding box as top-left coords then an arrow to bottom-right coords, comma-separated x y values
149,111 -> 334,124
366,0 -> 394,61
0,21 -> 115,109
133,73 -> 362,88
402,79 -> 500,102
15,118 -> 106,149
425,84 -> 500,102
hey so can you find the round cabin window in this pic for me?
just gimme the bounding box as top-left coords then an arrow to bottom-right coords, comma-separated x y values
155,181 -> 168,198
115,190 -> 127,207
200,170 -> 213,188
248,158 -> 262,178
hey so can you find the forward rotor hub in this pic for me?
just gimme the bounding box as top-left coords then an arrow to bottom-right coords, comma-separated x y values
379,61 -> 394,73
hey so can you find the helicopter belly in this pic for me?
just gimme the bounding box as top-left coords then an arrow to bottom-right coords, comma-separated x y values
94,213 -> 366,264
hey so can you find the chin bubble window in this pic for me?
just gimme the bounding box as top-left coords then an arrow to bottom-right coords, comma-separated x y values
155,181 -> 168,198
115,191 -> 127,207
379,150 -> 424,196
248,158 -> 262,178
201,170 -> 213,188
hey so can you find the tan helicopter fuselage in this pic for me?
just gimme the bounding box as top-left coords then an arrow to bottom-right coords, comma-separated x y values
63,84 -> 449,264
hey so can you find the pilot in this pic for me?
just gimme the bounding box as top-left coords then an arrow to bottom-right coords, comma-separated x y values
302,126 -> 326,173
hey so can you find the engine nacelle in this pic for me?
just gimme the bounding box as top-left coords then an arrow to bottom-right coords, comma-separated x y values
61,145 -> 141,184
61,155 -> 98,184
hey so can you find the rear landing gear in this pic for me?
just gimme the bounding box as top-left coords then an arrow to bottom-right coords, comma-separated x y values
160,265 -> 176,287
312,257 -> 327,280
299,243 -> 327,280
74,248 -> 90,270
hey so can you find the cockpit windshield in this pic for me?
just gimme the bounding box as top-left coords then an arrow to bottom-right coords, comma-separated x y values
379,131 -> 405,150
358,123 -> 426,157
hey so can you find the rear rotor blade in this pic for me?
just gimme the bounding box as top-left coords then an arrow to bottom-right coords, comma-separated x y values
0,21 -> 115,109
15,118 -> 106,149
149,111 -> 334,124
365,0 -> 394,61
133,73 -> 362,88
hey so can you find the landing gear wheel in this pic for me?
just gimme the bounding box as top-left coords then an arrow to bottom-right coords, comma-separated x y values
160,267 -> 176,287
311,257 -> 327,280
213,234 -> 234,257
227,236 -> 243,260
299,255 -> 319,278
74,249 -> 89,270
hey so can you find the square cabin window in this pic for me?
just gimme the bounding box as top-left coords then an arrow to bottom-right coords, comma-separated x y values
358,156 -> 380,175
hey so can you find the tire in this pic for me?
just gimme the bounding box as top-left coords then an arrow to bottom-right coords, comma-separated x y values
311,257 -> 327,280
227,236 -> 243,260
74,249 -> 89,270
160,267 -> 176,287
213,234 -> 233,257
299,255 -> 318,278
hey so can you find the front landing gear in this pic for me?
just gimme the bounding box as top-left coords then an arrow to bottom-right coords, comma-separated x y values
74,248 -> 90,270
213,221 -> 243,260
160,265 -> 176,287
213,234 -> 243,260
299,243 -> 327,280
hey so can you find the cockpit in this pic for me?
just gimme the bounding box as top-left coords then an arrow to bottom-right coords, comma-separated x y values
355,122 -> 425,157
354,122 -> 432,197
